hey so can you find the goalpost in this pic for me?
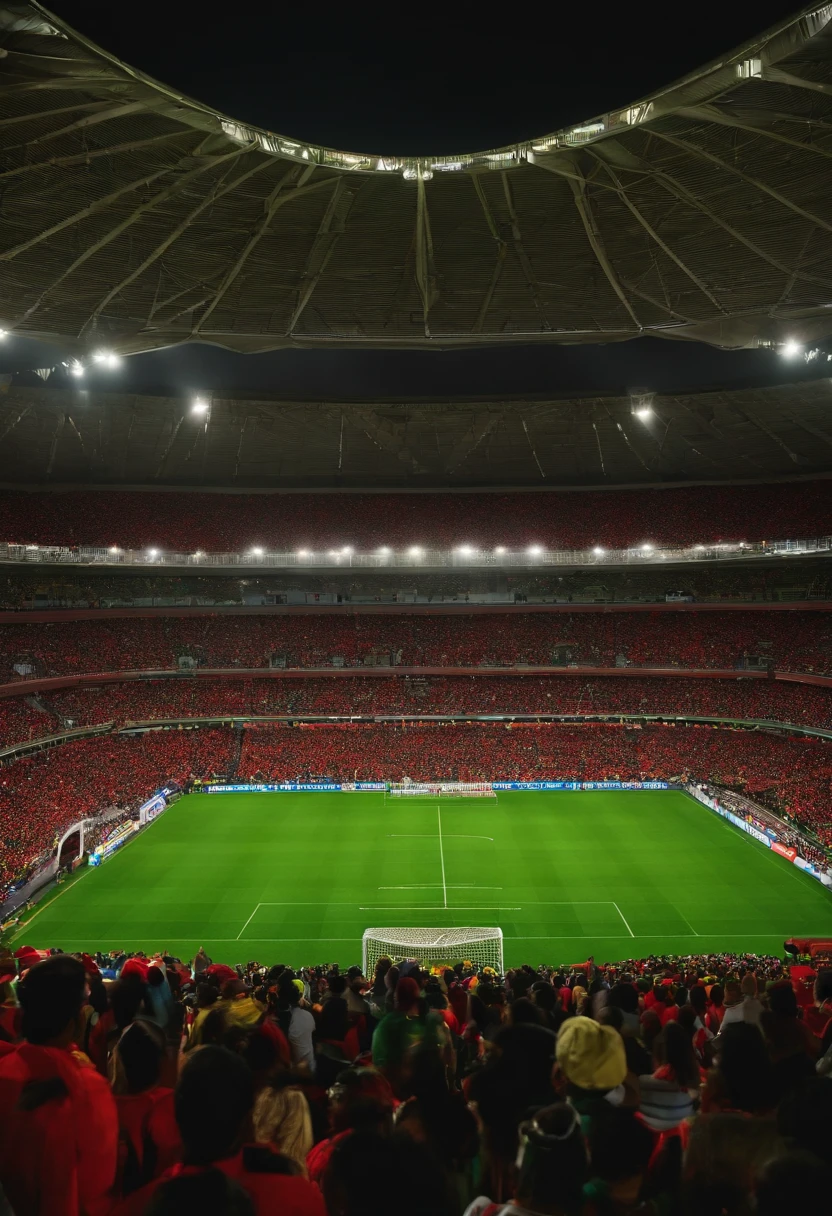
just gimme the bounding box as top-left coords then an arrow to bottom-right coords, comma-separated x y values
362,926 -> 504,974
385,782 -> 497,802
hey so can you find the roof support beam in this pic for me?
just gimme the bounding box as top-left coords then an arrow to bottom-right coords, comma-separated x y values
3,100 -> 149,152
414,172 -> 438,337
763,67 -> 832,97
333,408 -> 430,474
84,155 -> 275,332
0,129 -> 185,182
676,104 -> 832,163
443,411 -> 501,473
193,167 -> 337,335
650,130 -> 832,234
470,176 -> 506,333
567,165 -> 642,331
501,172 -> 552,330
287,176 -> 360,334
589,154 -> 724,311
17,137 -> 250,325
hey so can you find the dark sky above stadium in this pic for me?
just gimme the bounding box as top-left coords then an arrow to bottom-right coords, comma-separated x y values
11,0 -> 823,400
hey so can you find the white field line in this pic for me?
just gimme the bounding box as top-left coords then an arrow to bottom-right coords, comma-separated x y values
236,904 -> 262,940
437,805 -> 447,909
673,906 -> 699,936
613,902 -> 636,938
378,885 -> 503,890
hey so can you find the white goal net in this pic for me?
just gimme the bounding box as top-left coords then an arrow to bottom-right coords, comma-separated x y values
362,927 -> 504,974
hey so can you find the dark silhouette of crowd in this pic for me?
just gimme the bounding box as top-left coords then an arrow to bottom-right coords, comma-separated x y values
3,610 -> 832,677
0,945 -> 830,1216
1,478 -> 830,551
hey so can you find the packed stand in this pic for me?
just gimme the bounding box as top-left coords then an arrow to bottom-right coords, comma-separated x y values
1,478 -> 831,551
3,610 -> 832,678
0,943 -> 831,1216
0,729 -> 234,901
3,561 -> 831,612
7,674 -> 832,738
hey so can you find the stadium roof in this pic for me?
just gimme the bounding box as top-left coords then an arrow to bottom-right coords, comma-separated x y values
3,379 -> 832,489
2,4 -> 832,356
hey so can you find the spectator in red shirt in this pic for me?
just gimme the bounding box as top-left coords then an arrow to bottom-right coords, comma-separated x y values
115,1045 -> 325,1216
0,955 -> 118,1216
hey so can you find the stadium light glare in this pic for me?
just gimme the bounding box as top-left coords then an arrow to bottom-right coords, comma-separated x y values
495,546 -> 506,554
148,548 -> 159,557
641,543 -> 653,551
635,407 -> 652,421
378,546 -> 390,554
250,547 -> 264,556
527,545 -> 543,555
457,545 -> 474,555
69,360 -> 84,377
193,550 -> 203,558
92,350 -> 121,369
328,549 -> 339,557
408,546 -> 422,556
0,329 -> 7,339
191,398 -> 209,415
297,549 -> 309,557
695,544 -> 705,550
342,546 -> 353,554
108,546 -> 119,553
780,339 -> 803,359
593,546 -> 605,555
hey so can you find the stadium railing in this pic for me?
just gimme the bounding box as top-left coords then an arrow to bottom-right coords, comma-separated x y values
1,535 -> 831,572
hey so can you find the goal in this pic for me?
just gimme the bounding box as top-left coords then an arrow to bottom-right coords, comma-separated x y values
362,927 -> 504,974
386,783 -> 497,801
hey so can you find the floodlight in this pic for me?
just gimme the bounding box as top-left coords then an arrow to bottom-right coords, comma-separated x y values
342,546 -> 353,554
635,407 -> 652,421
408,546 -> 422,556
251,547 -> 264,556
148,548 -> 159,557
0,329 -> 7,339
593,546 -> 605,555
108,546 -> 120,554
191,399 -> 209,415
780,339 -> 802,359
297,549 -> 309,557
495,546 -> 506,554
527,545 -> 543,555
69,360 -> 84,377
640,543 -> 653,551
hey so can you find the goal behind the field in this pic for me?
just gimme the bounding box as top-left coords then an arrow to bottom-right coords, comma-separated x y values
385,782 -> 497,803
362,927 -> 504,975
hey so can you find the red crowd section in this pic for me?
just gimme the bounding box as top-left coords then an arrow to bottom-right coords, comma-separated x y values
2,722 -> 832,897
9,674 -> 832,737
1,479 -> 831,551
3,611 -> 832,675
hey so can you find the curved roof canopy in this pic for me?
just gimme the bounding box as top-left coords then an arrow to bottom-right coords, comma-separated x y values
2,379 -> 832,488
2,3 -> 832,355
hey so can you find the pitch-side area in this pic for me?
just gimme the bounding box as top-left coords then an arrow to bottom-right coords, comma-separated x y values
11,791 -> 832,966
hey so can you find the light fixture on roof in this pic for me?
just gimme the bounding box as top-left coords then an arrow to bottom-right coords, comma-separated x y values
0,329 -> 7,340
495,546 -> 506,554
92,350 -> 121,369
193,550 -> 203,558
457,545 -> 474,555
250,547 -> 264,556
378,546 -> 390,554
641,543 -> 653,552
695,544 -> 705,550
630,388 -> 654,421
148,548 -> 159,558
69,360 -> 84,377
297,549 -> 309,557
191,398 -> 209,415
408,546 -> 422,556
108,546 -> 120,554
527,545 -> 543,555
593,546 -> 605,555
780,339 -> 803,359
342,546 -> 353,555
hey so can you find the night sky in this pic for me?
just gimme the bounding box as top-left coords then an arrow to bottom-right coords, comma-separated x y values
4,0 -> 824,401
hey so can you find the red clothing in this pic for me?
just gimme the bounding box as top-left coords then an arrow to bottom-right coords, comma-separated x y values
659,1004 -> 680,1026
0,1042 -> 117,1216
306,1129 -> 352,1188
804,1001 -> 832,1038
439,1008 -> 460,1036
114,1087 -> 182,1195
114,1149 -> 326,1216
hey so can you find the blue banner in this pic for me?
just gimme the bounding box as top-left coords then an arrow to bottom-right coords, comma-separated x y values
203,782 -> 342,792
492,780 -> 669,791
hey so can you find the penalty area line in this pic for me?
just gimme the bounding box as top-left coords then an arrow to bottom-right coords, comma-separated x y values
612,902 -> 636,938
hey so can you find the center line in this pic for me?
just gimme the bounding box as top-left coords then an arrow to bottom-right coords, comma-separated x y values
437,804 -> 448,908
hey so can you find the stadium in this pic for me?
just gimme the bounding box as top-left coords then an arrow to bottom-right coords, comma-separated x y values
1,3 -> 832,1214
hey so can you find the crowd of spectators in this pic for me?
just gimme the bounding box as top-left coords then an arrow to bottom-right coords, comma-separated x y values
0,674 -> 828,742
3,719 -> 832,902
1,478 -> 831,551
0,730 -> 234,901
3,610 -> 832,677
2,560 -> 830,612
0,943 -> 830,1216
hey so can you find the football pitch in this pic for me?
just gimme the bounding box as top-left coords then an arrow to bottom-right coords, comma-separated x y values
13,790 -> 832,967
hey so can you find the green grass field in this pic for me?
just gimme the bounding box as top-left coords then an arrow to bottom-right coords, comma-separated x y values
12,790 -> 832,967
